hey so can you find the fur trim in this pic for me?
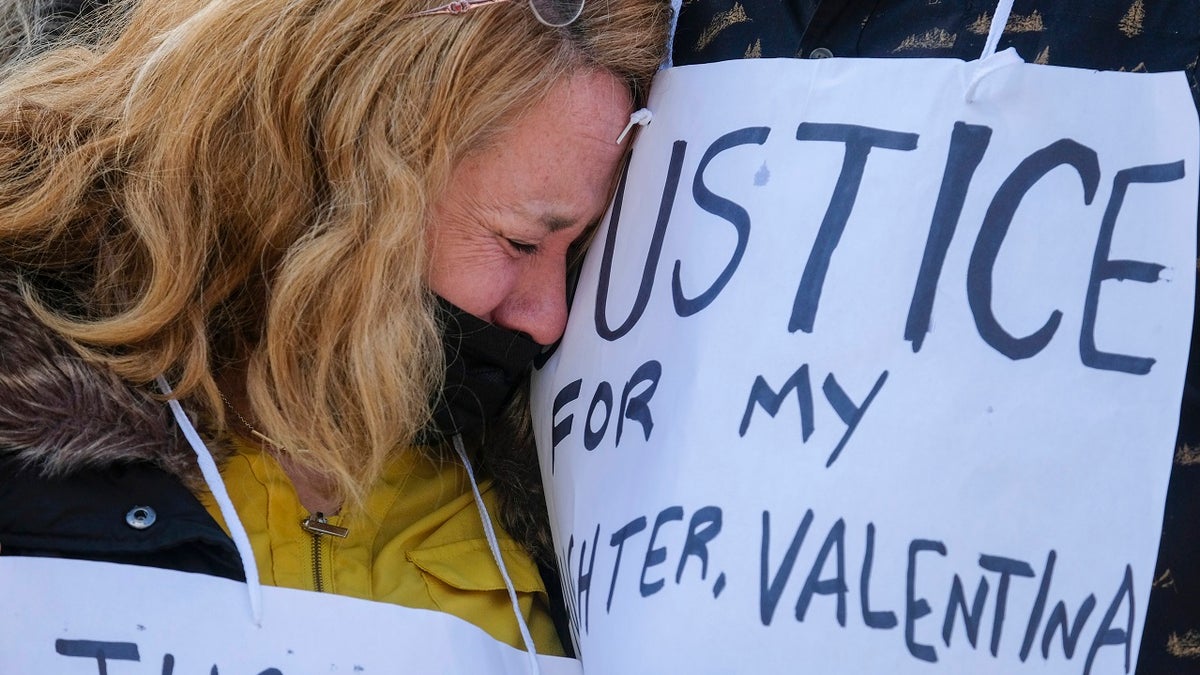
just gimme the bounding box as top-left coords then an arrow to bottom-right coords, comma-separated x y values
0,274 -> 201,484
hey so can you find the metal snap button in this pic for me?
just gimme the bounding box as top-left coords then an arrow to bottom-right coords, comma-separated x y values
808,47 -> 834,59
125,506 -> 157,530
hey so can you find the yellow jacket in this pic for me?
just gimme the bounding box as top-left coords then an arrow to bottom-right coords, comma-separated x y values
200,437 -> 564,655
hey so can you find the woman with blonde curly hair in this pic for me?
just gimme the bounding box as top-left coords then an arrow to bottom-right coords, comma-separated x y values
0,0 -> 670,655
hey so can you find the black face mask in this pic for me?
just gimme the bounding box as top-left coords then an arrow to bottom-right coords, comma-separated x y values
419,297 -> 542,443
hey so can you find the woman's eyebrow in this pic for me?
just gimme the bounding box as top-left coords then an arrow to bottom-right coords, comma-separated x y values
541,214 -> 577,233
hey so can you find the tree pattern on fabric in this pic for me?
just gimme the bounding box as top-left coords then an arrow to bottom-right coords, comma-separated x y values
675,0 -> 1199,110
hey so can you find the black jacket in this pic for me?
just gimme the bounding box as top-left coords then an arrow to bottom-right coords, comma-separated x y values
0,455 -> 244,581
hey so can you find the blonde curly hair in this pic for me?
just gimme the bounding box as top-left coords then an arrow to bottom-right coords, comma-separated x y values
0,0 -> 671,506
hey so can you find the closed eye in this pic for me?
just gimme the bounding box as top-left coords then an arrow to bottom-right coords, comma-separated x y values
506,238 -> 539,255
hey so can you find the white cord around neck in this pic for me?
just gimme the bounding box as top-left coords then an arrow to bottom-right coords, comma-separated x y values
156,376 -> 264,626
452,433 -> 541,674
980,0 -> 1015,60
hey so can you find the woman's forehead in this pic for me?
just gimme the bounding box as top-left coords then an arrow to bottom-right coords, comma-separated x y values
448,69 -> 633,226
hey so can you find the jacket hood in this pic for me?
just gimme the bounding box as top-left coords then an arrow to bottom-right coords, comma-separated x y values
0,274 -> 203,485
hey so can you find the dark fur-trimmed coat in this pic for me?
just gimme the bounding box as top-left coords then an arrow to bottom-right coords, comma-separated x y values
0,271 -> 572,651
0,274 -> 556,584
0,275 -> 245,576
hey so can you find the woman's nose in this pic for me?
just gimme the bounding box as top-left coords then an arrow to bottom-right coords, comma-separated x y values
491,255 -> 569,346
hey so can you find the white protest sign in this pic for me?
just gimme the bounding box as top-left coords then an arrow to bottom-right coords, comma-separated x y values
531,56 -> 1198,674
0,556 -> 580,674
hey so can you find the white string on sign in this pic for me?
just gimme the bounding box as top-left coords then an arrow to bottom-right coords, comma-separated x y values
980,0 -> 1016,60
966,0 -> 1022,102
452,433 -> 542,675
156,375 -> 265,626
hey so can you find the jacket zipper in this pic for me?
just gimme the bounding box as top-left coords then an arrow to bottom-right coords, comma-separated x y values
300,512 -> 349,593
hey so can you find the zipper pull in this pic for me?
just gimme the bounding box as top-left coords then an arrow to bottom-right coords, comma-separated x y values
301,512 -> 349,538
